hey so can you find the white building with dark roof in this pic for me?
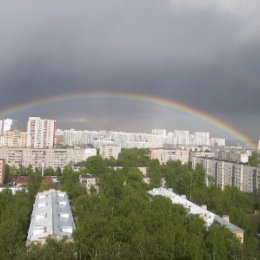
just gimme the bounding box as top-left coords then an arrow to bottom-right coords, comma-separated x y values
79,174 -> 99,192
27,190 -> 75,245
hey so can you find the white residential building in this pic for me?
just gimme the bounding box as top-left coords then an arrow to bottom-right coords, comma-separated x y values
0,130 -> 27,148
0,119 -> 16,132
173,130 -> 190,146
99,145 -> 121,160
0,147 -> 86,170
210,138 -> 226,147
27,190 -> 75,245
27,117 -> 56,148
194,132 -> 210,146
84,148 -> 97,160
150,148 -> 190,165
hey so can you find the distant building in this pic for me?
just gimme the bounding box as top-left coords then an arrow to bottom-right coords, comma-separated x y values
99,145 -> 121,160
27,190 -> 75,245
214,150 -> 249,164
258,140 -> 260,151
0,119 -> 17,132
192,157 -> 260,192
210,138 -> 226,147
0,147 -> 86,170
150,148 -> 190,165
152,129 -> 167,136
0,159 -> 5,185
0,130 -> 27,148
79,174 -> 99,192
84,148 -> 97,160
27,117 -> 56,148
148,187 -> 244,243
54,129 -> 64,146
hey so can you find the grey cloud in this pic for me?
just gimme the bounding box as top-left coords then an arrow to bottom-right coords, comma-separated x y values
0,0 -> 259,139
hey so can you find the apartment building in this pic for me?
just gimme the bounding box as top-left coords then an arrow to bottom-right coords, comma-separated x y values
0,148 -> 86,170
192,156 -> 260,193
150,148 -> 190,165
27,117 -> 56,148
99,145 -> 121,160
214,150 -> 249,163
0,119 -> 16,132
0,130 -> 27,148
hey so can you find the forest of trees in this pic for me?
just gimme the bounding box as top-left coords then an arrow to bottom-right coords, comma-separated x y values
0,148 -> 260,259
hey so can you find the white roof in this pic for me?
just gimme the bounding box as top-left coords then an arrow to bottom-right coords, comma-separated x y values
27,189 -> 75,243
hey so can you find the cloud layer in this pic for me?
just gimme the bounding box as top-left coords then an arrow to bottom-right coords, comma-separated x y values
0,0 -> 259,139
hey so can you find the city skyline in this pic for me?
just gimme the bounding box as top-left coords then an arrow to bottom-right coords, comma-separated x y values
0,113 -> 256,147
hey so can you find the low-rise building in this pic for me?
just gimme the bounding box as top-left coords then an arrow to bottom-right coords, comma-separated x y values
15,176 -> 28,187
79,174 -> 99,192
0,130 -> 27,148
148,187 -> 244,243
27,190 -> 75,245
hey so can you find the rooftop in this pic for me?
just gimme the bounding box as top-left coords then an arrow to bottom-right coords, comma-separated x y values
27,189 -> 75,244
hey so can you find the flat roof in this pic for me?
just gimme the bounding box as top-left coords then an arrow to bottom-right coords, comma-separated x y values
27,189 -> 75,243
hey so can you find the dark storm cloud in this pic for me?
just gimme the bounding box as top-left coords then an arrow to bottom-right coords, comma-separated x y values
0,0 -> 260,138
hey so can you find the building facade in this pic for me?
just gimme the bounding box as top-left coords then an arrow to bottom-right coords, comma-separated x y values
0,147 -> 86,170
150,148 -> 190,165
27,117 -> 56,148
192,156 -> 260,193
0,130 -> 27,148
0,159 -> 5,185
99,145 -> 121,160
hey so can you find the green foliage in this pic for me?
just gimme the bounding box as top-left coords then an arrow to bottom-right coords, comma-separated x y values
18,238 -> 76,260
81,155 -> 107,175
117,148 -> 150,167
43,166 -> 55,176
1,148 -> 260,259
0,190 -> 34,259
60,166 -> 86,200
248,151 -> 260,166
205,224 -> 242,260
27,172 -> 42,195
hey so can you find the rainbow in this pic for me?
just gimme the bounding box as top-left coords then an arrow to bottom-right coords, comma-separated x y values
0,91 -> 256,149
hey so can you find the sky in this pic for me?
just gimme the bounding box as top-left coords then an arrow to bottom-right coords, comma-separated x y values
0,0 -> 259,140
